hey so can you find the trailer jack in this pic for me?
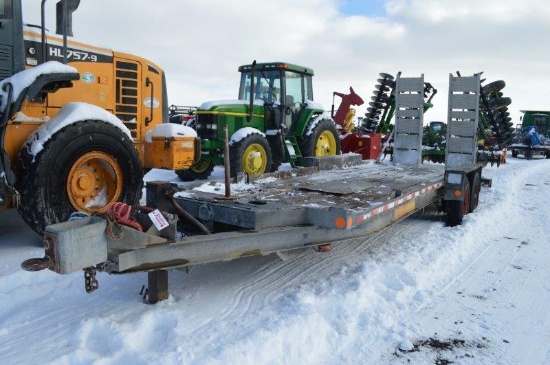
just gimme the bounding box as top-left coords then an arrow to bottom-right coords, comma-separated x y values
142,270 -> 169,304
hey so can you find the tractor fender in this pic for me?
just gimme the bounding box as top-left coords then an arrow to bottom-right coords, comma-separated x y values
23,102 -> 132,157
304,112 -> 334,136
229,127 -> 265,146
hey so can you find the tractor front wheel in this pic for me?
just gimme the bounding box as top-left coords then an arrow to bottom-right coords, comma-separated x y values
230,133 -> 272,178
176,159 -> 215,181
16,120 -> 143,235
299,119 -> 341,162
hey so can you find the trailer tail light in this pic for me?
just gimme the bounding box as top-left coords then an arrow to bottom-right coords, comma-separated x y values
454,189 -> 462,197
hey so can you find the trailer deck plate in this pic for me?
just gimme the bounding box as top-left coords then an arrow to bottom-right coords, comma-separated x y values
172,163 -> 445,230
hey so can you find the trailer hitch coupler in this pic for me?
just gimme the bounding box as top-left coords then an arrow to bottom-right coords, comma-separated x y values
21,257 -> 51,272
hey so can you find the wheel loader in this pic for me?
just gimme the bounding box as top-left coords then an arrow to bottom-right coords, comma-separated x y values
0,0 -> 199,234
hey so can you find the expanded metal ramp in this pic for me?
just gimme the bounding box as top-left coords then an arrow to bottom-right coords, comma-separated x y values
445,74 -> 481,167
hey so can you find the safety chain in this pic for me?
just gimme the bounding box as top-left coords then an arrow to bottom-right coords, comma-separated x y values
84,267 -> 99,293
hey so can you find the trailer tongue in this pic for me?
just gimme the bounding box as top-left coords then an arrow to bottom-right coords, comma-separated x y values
22,73 -> 493,303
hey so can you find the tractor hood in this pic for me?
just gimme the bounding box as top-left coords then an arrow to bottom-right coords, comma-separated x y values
198,99 -> 265,112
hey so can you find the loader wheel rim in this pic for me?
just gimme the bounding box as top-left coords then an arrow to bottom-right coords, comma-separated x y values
67,152 -> 123,213
315,131 -> 337,156
243,143 -> 267,175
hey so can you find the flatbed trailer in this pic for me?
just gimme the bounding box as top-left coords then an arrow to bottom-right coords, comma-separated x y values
21,73 -> 491,303
509,143 -> 550,159
22,154 -> 485,303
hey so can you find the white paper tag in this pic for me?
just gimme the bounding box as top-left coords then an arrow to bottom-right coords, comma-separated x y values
148,209 -> 169,230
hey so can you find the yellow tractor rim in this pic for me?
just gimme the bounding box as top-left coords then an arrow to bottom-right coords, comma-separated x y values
67,151 -> 123,214
242,143 -> 268,175
315,130 -> 337,156
191,159 -> 212,173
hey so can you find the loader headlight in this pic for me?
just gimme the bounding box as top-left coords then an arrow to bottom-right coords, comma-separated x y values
446,172 -> 462,185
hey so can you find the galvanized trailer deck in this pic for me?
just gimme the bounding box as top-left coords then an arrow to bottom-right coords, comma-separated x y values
164,158 -> 445,233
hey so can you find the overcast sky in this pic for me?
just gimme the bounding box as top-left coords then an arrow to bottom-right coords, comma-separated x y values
22,0 -> 550,125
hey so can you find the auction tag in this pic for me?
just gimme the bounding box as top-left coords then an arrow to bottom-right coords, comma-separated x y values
148,209 -> 169,230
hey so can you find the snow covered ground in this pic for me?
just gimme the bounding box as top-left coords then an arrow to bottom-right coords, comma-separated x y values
1,155 -> 549,364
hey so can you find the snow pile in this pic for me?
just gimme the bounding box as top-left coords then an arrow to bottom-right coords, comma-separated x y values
145,124 -> 197,143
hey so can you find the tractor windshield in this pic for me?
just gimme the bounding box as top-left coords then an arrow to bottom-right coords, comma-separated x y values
239,69 -> 281,103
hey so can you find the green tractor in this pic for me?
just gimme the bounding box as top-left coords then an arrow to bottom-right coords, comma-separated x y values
177,61 -> 341,180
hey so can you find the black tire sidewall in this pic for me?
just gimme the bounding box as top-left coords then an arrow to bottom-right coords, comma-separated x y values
230,133 -> 272,178
299,119 -> 342,158
16,120 -> 143,234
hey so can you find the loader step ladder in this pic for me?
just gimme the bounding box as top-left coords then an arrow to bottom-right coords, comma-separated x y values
445,74 -> 481,167
284,136 -> 305,167
393,74 -> 425,166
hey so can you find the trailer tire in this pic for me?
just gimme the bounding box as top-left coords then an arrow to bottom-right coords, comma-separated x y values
300,119 -> 341,164
16,120 -> 143,235
176,159 -> 215,181
446,178 -> 471,227
469,173 -> 481,212
511,149 -> 518,158
230,133 -> 272,178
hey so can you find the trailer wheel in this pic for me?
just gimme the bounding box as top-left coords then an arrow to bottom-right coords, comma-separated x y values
16,120 -> 143,235
446,178 -> 471,227
176,159 -> 215,181
469,173 -> 481,212
511,149 -> 518,158
300,119 -> 341,161
230,133 -> 272,178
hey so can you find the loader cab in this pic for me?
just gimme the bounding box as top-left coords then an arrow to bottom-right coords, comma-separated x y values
238,62 -> 314,135
0,0 -> 25,80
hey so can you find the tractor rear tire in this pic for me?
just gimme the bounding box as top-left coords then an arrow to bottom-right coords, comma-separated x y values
299,119 -> 341,162
16,120 -> 143,235
230,133 -> 272,178
176,159 -> 215,181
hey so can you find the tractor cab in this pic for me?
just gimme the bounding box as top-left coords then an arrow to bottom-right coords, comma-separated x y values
238,62 -> 314,135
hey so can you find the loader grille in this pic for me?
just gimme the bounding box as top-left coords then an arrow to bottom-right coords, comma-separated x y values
115,60 -> 139,138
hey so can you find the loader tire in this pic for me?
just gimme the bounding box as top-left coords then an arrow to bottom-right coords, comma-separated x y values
16,120 -> 143,235
230,133 -> 272,178
176,159 -> 215,181
299,119 -> 341,165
